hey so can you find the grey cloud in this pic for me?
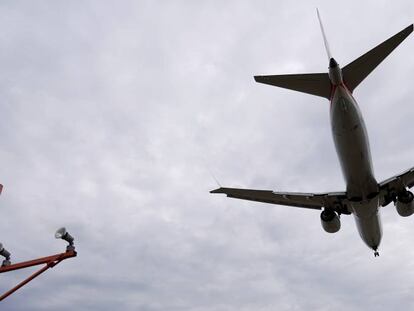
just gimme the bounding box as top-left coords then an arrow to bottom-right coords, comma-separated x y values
0,1 -> 414,310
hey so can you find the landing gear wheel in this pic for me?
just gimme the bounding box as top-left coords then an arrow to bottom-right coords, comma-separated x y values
374,251 -> 379,257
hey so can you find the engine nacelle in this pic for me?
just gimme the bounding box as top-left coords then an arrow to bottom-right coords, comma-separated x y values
395,191 -> 414,217
320,209 -> 341,233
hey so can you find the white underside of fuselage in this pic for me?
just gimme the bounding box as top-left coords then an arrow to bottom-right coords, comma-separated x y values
330,85 -> 382,251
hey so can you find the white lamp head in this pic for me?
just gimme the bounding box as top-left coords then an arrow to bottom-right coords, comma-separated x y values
55,227 -> 75,250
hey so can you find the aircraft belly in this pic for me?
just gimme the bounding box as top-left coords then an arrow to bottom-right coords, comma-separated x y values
330,87 -> 378,198
352,197 -> 382,250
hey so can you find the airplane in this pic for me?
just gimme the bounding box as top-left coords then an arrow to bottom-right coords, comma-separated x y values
211,12 -> 414,257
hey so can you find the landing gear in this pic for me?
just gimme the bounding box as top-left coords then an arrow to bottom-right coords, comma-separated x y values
373,247 -> 379,257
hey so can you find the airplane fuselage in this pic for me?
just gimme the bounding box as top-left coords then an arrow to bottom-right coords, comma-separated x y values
330,71 -> 382,251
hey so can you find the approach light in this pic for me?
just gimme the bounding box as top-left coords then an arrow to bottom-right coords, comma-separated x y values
0,243 -> 11,266
55,227 -> 75,251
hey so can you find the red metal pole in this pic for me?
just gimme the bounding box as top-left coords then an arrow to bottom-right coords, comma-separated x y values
0,250 -> 76,273
0,264 -> 52,301
0,250 -> 77,301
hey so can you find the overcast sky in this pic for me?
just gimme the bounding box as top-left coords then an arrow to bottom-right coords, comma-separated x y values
0,1 -> 413,310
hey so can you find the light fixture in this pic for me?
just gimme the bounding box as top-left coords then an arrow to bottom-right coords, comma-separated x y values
0,230 -> 77,301
0,243 -> 11,266
55,227 -> 75,251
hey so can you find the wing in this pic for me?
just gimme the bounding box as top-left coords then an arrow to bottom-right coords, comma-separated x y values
211,187 -> 351,215
379,167 -> 414,206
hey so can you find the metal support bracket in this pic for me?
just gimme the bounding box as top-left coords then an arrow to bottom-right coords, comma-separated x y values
0,250 -> 77,301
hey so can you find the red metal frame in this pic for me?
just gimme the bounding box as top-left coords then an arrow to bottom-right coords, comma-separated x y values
0,250 -> 77,301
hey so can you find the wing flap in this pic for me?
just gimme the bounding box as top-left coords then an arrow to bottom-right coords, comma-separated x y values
379,167 -> 414,190
378,166 -> 414,206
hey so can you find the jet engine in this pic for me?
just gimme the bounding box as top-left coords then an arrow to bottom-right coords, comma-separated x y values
320,209 -> 341,233
395,190 -> 414,217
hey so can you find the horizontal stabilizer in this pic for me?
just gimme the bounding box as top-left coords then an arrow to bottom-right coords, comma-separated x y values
343,24 -> 413,92
254,73 -> 331,99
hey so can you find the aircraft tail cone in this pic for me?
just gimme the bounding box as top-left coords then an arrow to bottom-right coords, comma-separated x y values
329,58 -> 338,68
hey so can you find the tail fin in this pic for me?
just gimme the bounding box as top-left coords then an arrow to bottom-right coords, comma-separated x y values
254,21 -> 412,99
254,73 -> 331,99
316,8 -> 332,61
343,24 -> 413,92
254,9 -> 333,100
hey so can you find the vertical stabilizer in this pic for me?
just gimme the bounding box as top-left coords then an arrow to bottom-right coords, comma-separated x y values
316,8 -> 332,61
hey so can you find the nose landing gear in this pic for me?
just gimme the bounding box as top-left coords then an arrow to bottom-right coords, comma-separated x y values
373,247 -> 379,257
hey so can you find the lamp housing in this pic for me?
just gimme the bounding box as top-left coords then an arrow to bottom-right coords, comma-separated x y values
0,243 -> 11,266
55,228 -> 75,251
